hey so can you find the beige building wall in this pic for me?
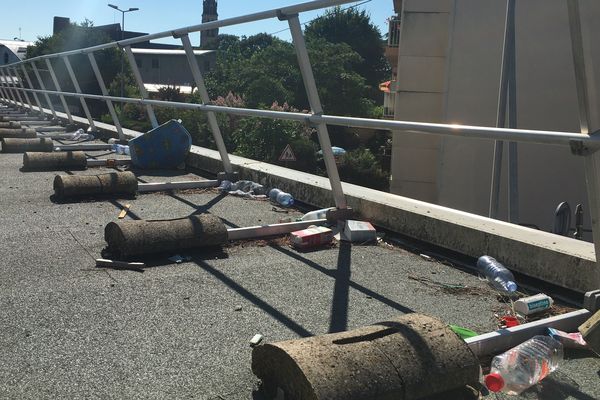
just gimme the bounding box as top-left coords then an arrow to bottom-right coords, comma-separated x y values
391,0 -> 600,234
390,0 -> 453,203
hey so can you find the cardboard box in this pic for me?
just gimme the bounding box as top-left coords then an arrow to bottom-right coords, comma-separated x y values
290,226 -> 333,249
344,220 -> 377,243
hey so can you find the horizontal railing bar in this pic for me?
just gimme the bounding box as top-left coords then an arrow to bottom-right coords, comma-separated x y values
13,86 -> 599,149
0,0 -> 354,67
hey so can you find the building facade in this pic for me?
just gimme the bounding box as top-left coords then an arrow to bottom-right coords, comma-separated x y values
201,0 -> 219,48
390,0 -> 600,236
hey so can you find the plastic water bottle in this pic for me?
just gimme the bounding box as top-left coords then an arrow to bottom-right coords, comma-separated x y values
477,255 -> 517,293
484,335 -> 563,395
300,207 -> 335,221
218,180 -> 232,191
268,188 -> 294,207
111,144 -> 130,155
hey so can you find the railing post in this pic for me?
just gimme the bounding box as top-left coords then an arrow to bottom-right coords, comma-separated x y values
0,67 -> 9,103
179,33 -> 233,174
21,64 -> 44,114
45,58 -> 73,123
87,52 -> 125,140
489,0 -> 517,221
287,14 -> 347,209
123,45 -> 159,128
11,66 -> 33,110
11,68 -> 27,109
62,56 -> 96,131
31,61 -> 58,119
568,0 -> 600,270
0,67 -> 19,106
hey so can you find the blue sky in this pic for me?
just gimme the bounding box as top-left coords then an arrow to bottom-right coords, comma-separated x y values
2,0 -> 395,46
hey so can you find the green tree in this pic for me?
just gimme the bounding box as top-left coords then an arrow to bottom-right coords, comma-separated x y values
305,6 -> 389,99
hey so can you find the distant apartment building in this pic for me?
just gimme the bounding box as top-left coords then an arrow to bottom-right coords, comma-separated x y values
52,17 -> 215,94
389,0 -> 600,237
381,0 -> 402,119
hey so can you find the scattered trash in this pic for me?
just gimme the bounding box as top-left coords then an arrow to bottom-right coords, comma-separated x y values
300,207 -> 335,221
234,305 -> 243,312
316,146 -> 346,157
290,226 -> 333,249
514,293 -> 554,316
111,143 -> 130,155
219,180 -> 267,199
484,335 -> 562,394
477,255 -> 517,294
268,188 -> 294,207
500,315 -> 520,328
343,220 -> 376,243
67,128 -> 94,141
168,254 -> 185,264
408,275 -> 485,296
250,334 -> 264,347
547,328 -> 588,350
118,204 -> 131,219
95,258 -> 145,269
420,253 -> 433,261
449,325 -> 478,340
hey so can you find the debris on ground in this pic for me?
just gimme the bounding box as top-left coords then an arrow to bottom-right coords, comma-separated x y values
168,254 -> 191,264
408,275 -> 487,296
344,219 -> 377,243
290,226 -> 333,249
514,293 -> 554,315
250,334 -> 264,347
117,203 -> 131,219
420,253 -> 433,261
548,327 -> 588,350
218,180 -> 267,200
96,258 -> 146,269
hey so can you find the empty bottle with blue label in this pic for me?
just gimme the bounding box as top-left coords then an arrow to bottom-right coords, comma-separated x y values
268,188 -> 294,207
477,255 -> 517,293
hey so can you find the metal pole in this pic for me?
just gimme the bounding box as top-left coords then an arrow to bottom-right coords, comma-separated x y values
0,68 -> 19,106
11,66 -> 32,110
180,34 -> 233,173
44,58 -> 73,123
31,61 -> 58,119
121,11 -> 125,99
489,0 -> 515,219
568,0 -> 600,267
123,45 -> 158,128
287,14 -> 347,209
8,67 -> 26,108
87,52 -> 125,140
506,0 -> 519,224
21,64 -> 44,114
62,56 -> 96,130
0,68 -> 10,103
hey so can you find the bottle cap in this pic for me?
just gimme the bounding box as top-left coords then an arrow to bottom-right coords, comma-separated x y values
484,373 -> 504,392
505,281 -> 517,292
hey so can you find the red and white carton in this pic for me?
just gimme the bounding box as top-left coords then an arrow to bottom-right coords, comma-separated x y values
290,226 -> 333,249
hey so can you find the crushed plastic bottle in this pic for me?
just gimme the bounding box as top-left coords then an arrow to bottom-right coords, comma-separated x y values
268,188 -> 294,207
477,255 -> 517,293
218,180 -> 233,191
485,335 -> 563,395
67,128 -> 94,141
111,143 -> 130,155
300,207 -> 336,221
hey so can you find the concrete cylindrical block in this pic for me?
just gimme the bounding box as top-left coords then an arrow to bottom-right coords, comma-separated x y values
252,313 -> 480,400
105,214 -> 228,258
0,122 -> 20,128
0,128 -> 37,139
53,171 -> 138,199
22,151 -> 87,170
1,138 -> 53,153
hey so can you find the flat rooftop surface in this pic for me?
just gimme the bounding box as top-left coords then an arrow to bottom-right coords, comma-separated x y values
0,144 -> 599,399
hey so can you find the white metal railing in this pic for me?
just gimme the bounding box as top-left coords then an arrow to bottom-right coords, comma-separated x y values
1,0 -> 600,272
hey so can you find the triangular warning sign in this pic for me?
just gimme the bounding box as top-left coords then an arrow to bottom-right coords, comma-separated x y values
278,144 -> 297,161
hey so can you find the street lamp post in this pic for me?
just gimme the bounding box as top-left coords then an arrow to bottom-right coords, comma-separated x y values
107,4 -> 139,98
